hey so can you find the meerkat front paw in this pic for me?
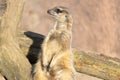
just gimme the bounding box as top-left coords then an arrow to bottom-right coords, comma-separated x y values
42,65 -> 47,72
42,61 -> 49,72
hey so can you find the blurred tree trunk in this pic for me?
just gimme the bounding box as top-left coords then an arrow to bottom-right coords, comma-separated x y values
0,0 -> 31,80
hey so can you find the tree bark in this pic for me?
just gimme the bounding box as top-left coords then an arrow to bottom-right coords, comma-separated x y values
0,0 -> 31,80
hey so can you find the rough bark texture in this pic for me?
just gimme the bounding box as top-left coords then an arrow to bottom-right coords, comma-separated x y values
0,0 -> 31,80
74,51 -> 120,80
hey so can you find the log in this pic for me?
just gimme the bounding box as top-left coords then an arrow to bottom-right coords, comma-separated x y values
0,0 -> 31,80
74,51 -> 120,80
20,31 -> 120,80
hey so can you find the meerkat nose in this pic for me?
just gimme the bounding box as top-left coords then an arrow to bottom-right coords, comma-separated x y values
47,10 -> 51,14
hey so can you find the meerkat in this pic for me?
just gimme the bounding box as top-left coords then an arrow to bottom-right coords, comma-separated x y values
33,6 -> 76,80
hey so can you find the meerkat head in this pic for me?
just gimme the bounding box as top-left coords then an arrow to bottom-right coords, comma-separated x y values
47,6 -> 71,22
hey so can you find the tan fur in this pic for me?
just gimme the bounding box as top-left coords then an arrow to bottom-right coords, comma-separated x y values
33,6 -> 76,80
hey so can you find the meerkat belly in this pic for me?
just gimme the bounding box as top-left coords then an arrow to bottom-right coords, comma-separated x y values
45,31 -> 71,66
46,39 -> 61,55
46,31 -> 64,53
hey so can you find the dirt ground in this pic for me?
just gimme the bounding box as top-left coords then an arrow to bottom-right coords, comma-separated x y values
0,73 -> 102,80
76,73 -> 103,80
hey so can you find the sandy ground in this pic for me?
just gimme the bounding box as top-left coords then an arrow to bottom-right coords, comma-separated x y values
0,73 -> 102,80
76,73 -> 103,80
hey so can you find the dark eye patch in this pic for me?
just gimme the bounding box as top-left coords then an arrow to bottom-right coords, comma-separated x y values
55,8 -> 62,13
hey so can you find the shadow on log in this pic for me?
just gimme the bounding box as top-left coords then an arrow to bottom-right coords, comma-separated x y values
24,31 -> 44,64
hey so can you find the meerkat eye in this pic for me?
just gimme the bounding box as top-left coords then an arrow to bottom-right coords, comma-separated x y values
56,9 -> 62,13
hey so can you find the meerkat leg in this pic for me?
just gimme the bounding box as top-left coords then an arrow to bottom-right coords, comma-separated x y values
42,55 -> 48,72
49,52 -> 65,69
42,30 -> 55,72
55,69 -> 75,80
33,61 -> 48,80
33,71 -> 48,80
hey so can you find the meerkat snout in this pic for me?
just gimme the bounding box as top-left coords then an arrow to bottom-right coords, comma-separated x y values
47,9 -> 53,15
